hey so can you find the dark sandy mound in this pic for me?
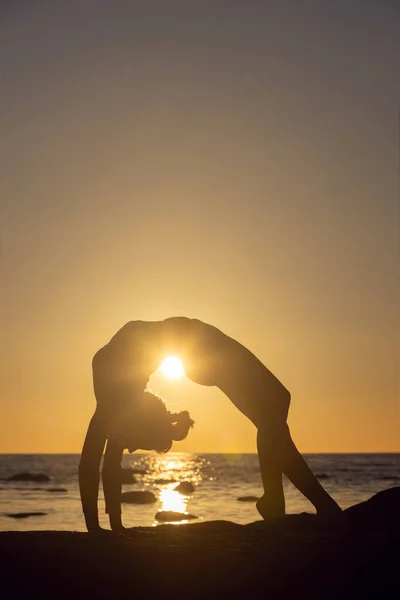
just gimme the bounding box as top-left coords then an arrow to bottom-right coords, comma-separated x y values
0,487 -> 399,599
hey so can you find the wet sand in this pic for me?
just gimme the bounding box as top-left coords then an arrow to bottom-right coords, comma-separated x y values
1,488 -> 399,599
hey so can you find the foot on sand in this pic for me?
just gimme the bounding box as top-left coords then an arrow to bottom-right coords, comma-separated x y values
256,495 -> 285,520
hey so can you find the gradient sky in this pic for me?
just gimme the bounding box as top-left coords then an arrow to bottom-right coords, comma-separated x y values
1,1 -> 399,453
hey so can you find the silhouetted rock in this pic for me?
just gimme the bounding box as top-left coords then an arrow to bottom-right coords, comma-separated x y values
155,511 -> 198,522
7,473 -> 50,482
46,488 -> 68,493
121,491 -> 156,504
120,469 -> 137,484
237,496 -> 259,502
5,512 -> 47,519
154,478 -> 177,485
174,481 -> 195,495
344,486 -> 400,531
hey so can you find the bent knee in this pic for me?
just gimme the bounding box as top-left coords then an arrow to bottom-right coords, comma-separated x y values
257,423 -> 290,452
282,388 -> 291,412
269,385 -> 290,420
271,386 -> 291,421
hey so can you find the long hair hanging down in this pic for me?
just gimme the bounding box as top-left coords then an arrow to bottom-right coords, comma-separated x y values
168,410 -> 195,442
142,390 -> 194,453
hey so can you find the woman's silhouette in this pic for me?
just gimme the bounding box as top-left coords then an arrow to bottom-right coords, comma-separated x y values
79,317 -> 340,531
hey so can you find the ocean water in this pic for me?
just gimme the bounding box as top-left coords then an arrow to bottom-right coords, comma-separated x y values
0,453 -> 399,531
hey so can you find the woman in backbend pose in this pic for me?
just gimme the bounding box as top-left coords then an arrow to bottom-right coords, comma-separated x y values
80,317 -> 340,531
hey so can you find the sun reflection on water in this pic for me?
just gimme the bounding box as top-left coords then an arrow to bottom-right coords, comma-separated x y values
159,484 -> 188,513
143,453 -> 204,525
147,454 -> 203,485
163,460 -> 187,472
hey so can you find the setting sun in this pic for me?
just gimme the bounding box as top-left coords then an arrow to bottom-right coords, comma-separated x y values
160,356 -> 185,379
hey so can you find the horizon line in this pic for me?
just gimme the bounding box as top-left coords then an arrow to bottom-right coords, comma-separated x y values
0,451 -> 399,456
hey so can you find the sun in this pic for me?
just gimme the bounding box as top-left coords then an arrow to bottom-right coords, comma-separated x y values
160,356 -> 185,379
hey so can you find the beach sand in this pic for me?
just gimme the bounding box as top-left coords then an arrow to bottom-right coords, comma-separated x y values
1,487 -> 399,599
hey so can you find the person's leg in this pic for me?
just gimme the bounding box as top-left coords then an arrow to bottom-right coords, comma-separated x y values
254,387 -> 291,520
256,424 -> 286,519
279,424 -> 342,517
255,387 -> 340,519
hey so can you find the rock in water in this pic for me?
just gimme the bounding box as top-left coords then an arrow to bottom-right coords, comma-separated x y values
46,488 -> 68,493
154,478 -> 177,485
174,482 -> 195,495
120,469 -> 137,484
237,496 -> 260,502
5,512 -> 48,519
131,468 -> 148,475
121,491 -> 156,504
7,473 -> 50,482
155,511 -> 198,522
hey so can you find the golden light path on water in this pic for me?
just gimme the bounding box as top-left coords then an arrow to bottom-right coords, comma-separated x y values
159,485 -> 187,513
145,454 -> 203,525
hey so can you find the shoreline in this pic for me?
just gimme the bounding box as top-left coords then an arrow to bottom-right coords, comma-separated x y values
1,488 -> 399,599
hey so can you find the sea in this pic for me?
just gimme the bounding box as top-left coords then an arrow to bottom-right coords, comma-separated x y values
0,453 -> 399,531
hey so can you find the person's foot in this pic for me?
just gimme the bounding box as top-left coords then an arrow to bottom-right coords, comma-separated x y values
256,495 -> 285,520
316,500 -> 343,521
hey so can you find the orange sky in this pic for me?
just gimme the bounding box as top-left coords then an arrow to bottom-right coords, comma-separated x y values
0,1 -> 399,453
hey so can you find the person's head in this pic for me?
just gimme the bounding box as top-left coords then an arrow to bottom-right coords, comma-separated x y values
113,391 -> 194,453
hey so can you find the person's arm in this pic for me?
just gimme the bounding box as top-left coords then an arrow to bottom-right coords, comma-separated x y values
78,411 -> 108,532
102,435 -> 124,532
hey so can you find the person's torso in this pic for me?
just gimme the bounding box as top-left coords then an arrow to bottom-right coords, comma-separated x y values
92,320 -> 163,399
92,317 -> 288,425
